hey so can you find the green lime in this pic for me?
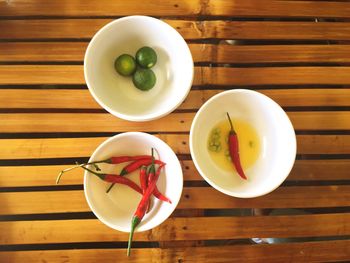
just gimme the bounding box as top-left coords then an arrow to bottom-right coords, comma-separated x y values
114,54 -> 136,76
135,46 -> 157,68
132,68 -> 156,91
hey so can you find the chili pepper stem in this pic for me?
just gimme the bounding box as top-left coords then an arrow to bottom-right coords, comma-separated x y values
127,216 -> 140,256
79,165 -> 106,180
106,182 -> 115,193
55,159 -> 110,184
151,148 -> 155,166
226,112 -> 236,135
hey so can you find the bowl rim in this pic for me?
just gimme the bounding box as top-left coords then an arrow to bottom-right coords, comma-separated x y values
83,131 -> 184,232
189,89 -> 297,198
84,15 -> 194,122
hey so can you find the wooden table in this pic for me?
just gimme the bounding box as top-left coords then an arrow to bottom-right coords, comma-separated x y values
1,1 -> 350,262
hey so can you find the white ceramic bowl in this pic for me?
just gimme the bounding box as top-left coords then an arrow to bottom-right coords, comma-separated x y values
84,16 -> 193,121
190,89 -> 296,198
84,132 -> 183,232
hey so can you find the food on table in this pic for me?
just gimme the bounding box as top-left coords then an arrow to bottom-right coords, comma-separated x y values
226,112 -> 247,180
56,150 -> 171,256
106,157 -> 165,193
135,46 -> 157,68
114,46 -> 158,91
80,165 -> 143,194
114,54 -> 136,76
208,114 -> 260,177
127,149 -> 165,256
132,68 -> 156,91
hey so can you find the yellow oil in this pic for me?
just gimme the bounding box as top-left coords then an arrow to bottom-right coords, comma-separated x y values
208,119 -> 261,172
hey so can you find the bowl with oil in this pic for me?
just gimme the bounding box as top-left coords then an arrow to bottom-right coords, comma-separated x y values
189,89 -> 296,198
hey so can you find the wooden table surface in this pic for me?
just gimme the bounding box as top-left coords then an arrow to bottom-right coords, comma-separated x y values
0,0 -> 350,262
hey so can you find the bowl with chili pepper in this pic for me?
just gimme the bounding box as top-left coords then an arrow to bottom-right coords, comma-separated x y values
83,132 -> 183,233
84,15 -> 194,121
190,89 -> 296,198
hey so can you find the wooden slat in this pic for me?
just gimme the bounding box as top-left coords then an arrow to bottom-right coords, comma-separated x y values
0,112 -> 349,132
197,67 -> 350,86
180,186 -> 350,209
1,186 -> 349,215
1,0 -> 350,18
0,42 -> 88,62
288,111 -> 350,130
1,159 -> 349,188
2,66 -> 350,86
1,20 -> 350,40
1,240 -> 350,263
0,214 -> 349,244
2,43 -> 350,64
1,134 -> 350,161
183,89 -> 350,108
191,44 -> 350,64
0,89 -> 101,109
2,89 -> 350,109
0,113 -> 192,133
288,160 -> 350,181
0,65 -> 84,85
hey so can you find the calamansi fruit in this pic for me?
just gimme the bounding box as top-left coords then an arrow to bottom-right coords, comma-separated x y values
135,47 -> 157,69
114,54 -> 136,76
132,68 -> 156,91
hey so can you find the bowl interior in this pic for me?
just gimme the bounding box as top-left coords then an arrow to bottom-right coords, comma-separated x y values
190,90 -> 296,198
85,16 -> 193,121
84,132 -> 183,232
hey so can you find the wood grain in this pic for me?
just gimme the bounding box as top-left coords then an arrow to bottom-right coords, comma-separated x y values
1,0 -> 350,261
196,67 -> 350,86
0,112 -> 349,132
191,44 -> 350,64
1,159 -> 349,187
0,42 -> 89,62
1,186 -> 349,215
2,43 -> 350,64
0,214 -> 349,244
0,113 -> 192,133
182,89 -> 350,108
288,159 -> 350,181
1,20 -> 350,40
1,134 -> 349,161
2,65 -> 350,86
1,240 -> 350,263
2,89 -> 350,109
1,0 -> 350,18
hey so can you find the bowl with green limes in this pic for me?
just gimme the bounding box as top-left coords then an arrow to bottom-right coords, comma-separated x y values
84,16 -> 194,121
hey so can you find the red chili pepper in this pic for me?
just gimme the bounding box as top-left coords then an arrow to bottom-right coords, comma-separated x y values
81,166 -> 143,194
139,165 -> 151,213
153,186 -> 172,204
106,158 -> 165,193
121,159 -> 164,176
147,168 -> 172,204
226,112 -> 247,180
108,155 -> 151,164
139,165 -> 148,193
127,149 -> 164,256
